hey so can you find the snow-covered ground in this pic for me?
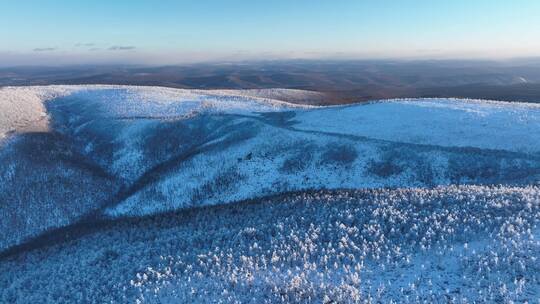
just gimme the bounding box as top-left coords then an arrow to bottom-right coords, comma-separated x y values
0,85 -> 539,303
0,85 -> 320,142
0,85 -> 314,136
105,116 -> 540,217
0,86 -> 66,140
296,98 -> 540,154
1,186 -> 538,303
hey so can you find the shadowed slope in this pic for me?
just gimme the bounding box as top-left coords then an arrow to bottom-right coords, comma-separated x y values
2,86 -> 540,253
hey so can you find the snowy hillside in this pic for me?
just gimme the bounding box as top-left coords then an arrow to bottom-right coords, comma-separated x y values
0,85 -> 316,140
295,98 -> 540,154
0,85 -> 539,303
0,86 -> 69,140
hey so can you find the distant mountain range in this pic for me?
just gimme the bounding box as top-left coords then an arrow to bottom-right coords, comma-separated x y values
2,59 -> 540,104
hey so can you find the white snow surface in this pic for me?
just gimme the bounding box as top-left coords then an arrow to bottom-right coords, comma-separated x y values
0,85 -> 314,140
67,86 -> 316,119
2,86 -> 540,155
0,86 -> 74,139
217,88 -> 328,104
2,85 -> 540,303
295,98 -> 540,154
2,185 -> 539,303
3,85 -> 540,217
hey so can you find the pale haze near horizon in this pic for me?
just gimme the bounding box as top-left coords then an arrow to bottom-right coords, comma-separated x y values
1,0 -> 540,66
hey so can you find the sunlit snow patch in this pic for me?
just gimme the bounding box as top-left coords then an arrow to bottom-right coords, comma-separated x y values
296,98 -> 540,154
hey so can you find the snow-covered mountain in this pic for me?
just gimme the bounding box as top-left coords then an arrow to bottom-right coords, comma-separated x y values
0,85 -> 318,139
1,85 -> 539,303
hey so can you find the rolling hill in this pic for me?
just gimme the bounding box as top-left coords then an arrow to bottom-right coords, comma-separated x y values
0,85 -> 539,302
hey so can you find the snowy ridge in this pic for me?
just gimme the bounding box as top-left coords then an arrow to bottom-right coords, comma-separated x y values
0,85 -> 317,140
296,98 -> 540,154
2,84 -> 540,140
364,96 -> 540,108
214,88 -> 328,105
1,85 -> 540,222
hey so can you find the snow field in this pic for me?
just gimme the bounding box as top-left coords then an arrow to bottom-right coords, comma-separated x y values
296,98 -> 540,154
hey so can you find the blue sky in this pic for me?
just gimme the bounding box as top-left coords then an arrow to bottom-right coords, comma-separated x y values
1,0 -> 540,65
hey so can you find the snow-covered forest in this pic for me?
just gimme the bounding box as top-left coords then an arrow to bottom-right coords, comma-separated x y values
1,86 -> 539,303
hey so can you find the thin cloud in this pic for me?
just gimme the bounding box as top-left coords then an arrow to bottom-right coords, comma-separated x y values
108,45 -> 136,51
33,47 -> 57,52
75,43 -> 95,47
